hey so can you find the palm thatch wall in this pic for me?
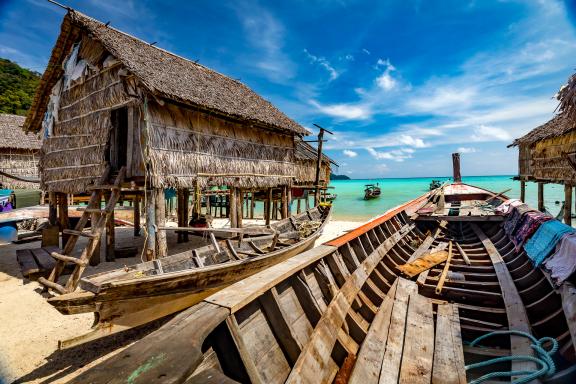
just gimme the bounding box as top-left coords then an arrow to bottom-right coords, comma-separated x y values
0,114 -> 40,189
294,139 -> 335,185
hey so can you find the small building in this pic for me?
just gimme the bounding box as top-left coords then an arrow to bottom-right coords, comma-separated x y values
294,139 -> 337,187
24,10 -> 309,260
0,113 -> 41,189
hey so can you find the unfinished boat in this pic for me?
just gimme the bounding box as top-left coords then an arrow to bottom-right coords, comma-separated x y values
70,181 -> 576,383
48,205 -> 330,348
364,183 -> 381,200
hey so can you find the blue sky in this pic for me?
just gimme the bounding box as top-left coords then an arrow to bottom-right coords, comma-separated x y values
1,0 -> 576,178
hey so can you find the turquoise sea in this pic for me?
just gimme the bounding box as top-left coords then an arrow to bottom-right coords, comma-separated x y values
327,176 -> 567,222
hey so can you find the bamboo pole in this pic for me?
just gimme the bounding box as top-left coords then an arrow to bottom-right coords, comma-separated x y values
105,192 -> 115,262
155,188 -> 167,258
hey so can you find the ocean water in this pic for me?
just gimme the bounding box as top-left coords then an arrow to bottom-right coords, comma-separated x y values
327,176 -> 567,221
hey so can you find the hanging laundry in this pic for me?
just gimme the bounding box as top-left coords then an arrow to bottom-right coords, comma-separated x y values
524,220 -> 575,267
495,199 -> 524,215
511,211 -> 552,251
503,204 -> 532,235
543,232 -> 576,286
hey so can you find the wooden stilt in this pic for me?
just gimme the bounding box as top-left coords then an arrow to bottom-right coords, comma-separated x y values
538,182 -> 544,211
272,199 -> 278,220
520,180 -> 526,203
58,192 -> 70,248
281,186 -> 288,219
105,192 -> 115,262
305,191 -> 310,209
155,188 -> 167,258
250,192 -> 255,219
48,192 -> 57,225
133,193 -> 141,237
265,188 -> 272,226
230,186 -> 237,228
183,189 -> 190,242
297,198 -> 301,214
89,192 -> 102,266
237,189 -> 243,228
565,183 -> 572,226
146,189 -> 156,261
287,186 -> 292,217
177,189 -> 184,243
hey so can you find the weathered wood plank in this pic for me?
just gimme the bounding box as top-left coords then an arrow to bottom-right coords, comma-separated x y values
398,289 -> 434,384
349,279 -> 398,384
470,224 -> 537,379
397,250 -> 449,278
16,249 -> 39,277
379,278 -> 417,384
416,215 -> 504,222
432,304 -> 467,384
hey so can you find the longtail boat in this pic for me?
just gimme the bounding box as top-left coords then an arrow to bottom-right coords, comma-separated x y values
70,183 -> 576,383
364,183 -> 381,200
48,205 -> 330,349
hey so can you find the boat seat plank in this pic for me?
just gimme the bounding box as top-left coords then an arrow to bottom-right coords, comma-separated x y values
349,279 -> 399,384
379,278 -> 418,383
470,224 -> 537,379
398,285 -> 434,384
432,303 -> 467,384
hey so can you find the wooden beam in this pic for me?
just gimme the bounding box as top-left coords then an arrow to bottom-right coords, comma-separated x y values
58,192 -> 70,248
237,188 -> 243,228
265,188 -> 272,226
146,189 -> 156,260
564,183 -> 572,226
105,193 -> 115,262
415,215 -> 504,222
432,304 -> 467,384
281,185 -> 288,219
520,180 -> 526,202
470,224 -> 537,379
538,182 -> 544,211
230,186 -> 237,228
89,192 -> 102,266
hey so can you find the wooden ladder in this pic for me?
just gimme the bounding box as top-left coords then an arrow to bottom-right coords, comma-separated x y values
38,166 -> 126,294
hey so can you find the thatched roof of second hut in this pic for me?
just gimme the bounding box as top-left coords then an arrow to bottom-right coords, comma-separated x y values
25,10 -> 308,136
0,114 -> 40,150
509,113 -> 576,147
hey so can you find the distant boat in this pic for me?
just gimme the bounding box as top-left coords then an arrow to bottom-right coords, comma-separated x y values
364,183 -> 381,200
323,193 -> 337,202
429,179 -> 442,190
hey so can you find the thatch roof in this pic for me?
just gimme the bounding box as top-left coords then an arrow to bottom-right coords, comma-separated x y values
0,114 -> 41,151
508,113 -> 576,147
557,73 -> 576,123
295,139 -> 338,166
24,10 -> 307,136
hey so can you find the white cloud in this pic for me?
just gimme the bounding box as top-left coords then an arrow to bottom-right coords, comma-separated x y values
398,135 -> 428,148
344,54 -> 354,61
471,125 -> 512,142
457,147 -> 477,153
366,147 -> 414,162
304,49 -> 339,81
342,149 -> 358,158
375,58 -> 397,91
310,101 -> 371,120
362,48 -> 371,55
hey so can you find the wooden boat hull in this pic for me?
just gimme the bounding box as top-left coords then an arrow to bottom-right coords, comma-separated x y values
70,183 -> 576,383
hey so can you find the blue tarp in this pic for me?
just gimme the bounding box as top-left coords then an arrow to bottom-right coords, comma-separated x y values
524,220 -> 575,267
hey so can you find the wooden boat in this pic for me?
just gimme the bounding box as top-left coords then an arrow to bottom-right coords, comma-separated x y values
364,183 -> 381,200
70,183 -> 576,384
429,179 -> 442,190
48,205 -> 330,349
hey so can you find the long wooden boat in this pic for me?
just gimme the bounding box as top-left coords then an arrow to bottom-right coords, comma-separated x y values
364,183 -> 381,200
48,205 -> 330,349
70,183 -> 576,383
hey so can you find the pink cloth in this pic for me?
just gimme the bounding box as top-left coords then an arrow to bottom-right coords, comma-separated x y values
495,199 -> 524,215
543,232 -> 576,286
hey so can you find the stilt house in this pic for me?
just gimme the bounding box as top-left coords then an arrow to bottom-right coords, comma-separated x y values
294,139 -> 337,187
23,10 -> 308,259
0,113 -> 41,189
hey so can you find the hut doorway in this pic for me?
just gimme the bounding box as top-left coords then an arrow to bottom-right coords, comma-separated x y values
110,107 -> 128,172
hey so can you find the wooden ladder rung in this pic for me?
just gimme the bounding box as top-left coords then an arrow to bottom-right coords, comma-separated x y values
37,277 -> 67,294
63,229 -> 96,238
51,252 -> 87,266
87,185 -> 120,191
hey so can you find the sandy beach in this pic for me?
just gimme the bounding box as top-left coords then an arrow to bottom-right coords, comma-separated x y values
0,219 -> 361,384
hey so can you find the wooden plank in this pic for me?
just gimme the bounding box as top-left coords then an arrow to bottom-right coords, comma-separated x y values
285,225 -> 414,383
17,249 -> 39,277
398,289 -> 434,384
31,247 -> 56,272
455,242 -> 471,266
349,279 -> 398,384
470,224 -> 537,379
432,304 -> 467,384
397,250 -> 448,278
416,215 -> 504,222
379,278 -> 417,383
435,241 -> 453,294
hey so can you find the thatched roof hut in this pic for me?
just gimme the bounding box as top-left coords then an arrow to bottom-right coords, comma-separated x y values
25,10 -> 307,194
0,114 -> 40,189
294,139 -> 337,186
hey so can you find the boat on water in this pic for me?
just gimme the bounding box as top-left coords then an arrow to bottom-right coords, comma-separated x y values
364,183 -> 381,200
70,182 -> 576,383
48,205 -> 331,348
429,179 -> 442,190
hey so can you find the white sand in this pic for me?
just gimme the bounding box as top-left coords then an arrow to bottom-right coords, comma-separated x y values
0,219 -> 361,383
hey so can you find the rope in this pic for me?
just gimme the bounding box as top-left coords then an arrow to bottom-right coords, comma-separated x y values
465,330 -> 558,384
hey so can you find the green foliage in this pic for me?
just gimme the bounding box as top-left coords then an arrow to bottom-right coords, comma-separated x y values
0,58 -> 41,116
330,173 -> 351,180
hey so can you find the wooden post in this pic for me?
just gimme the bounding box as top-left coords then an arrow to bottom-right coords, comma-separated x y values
537,182 -> 544,212
281,185 -> 288,219
155,188 -> 167,258
177,189 -> 184,243
183,188 -> 190,242
89,192 -> 102,266
57,192 -> 70,248
565,183 -> 572,226
105,192 -> 115,262
452,152 -> 461,182
520,180 -> 526,202
250,192 -> 255,219
237,189 -> 243,228
265,188 -> 272,226
146,189 -> 156,261
133,192 -> 141,237
287,186 -> 292,217
297,198 -> 301,214
230,186 -> 237,228
48,192 -> 57,225
314,130 -> 325,206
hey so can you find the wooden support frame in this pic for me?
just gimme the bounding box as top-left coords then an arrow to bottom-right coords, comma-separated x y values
145,189 -> 156,261
58,192 -> 70,248
281,185 -> 288,219
230,186 -> 237,228
89,192 -> 102,266
133,192 -> 140,237
265,188 -> 272,226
